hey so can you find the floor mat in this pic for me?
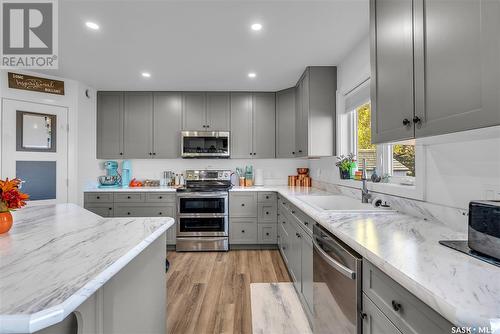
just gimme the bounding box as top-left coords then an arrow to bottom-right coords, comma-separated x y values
250,283 -> 312,334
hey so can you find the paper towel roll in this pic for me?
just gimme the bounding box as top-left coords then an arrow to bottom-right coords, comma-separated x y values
254,169 -> 264,186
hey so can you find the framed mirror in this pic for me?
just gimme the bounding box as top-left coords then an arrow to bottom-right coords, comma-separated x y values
16,111 -> 57,152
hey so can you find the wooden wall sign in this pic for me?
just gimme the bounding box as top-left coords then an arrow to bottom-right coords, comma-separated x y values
8,72 -> 65,95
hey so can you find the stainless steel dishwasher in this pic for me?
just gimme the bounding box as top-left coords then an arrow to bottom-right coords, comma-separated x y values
313,223 -> 362,334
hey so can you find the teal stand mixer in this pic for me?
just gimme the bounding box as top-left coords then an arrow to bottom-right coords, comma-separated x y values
98,161 -> 122,188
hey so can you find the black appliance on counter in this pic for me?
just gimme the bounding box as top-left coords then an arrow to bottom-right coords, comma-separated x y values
176,169 -> 231,251
440,200 -> 500,267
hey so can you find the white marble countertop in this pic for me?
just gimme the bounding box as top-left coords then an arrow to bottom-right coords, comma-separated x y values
0,204 -> 174,333
84,185 -> 178,192
232,186 -> 500,328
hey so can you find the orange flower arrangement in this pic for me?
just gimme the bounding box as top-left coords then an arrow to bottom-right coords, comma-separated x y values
0,178 -> 29,212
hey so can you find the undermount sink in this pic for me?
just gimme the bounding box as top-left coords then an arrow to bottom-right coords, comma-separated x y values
296,195 -> 394,213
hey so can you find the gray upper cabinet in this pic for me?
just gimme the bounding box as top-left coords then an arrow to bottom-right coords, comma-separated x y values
182,92 -> 206,131
153,92 -> 182,158
97,92 -> 124,159
276,88 -> 296,158
253,93 -> 276,159
124,92 -> 153,159
295,67 -> 337,157
206,92 -> 230,131
370,0 -> 500,143
370,0 -> 415,144
230,93 -> 253,158
230,92 -> 275,159
414,0 -> 500,137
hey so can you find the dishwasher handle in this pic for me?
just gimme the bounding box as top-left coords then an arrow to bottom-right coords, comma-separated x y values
313,238 -> 356,280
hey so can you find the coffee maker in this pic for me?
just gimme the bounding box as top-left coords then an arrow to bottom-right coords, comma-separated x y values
98,161 -> 121,188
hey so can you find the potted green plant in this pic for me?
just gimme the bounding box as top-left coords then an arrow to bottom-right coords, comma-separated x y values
335,153 -> 356,180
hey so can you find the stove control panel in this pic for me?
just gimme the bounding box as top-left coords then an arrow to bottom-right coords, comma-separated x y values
185,169 -> 231,181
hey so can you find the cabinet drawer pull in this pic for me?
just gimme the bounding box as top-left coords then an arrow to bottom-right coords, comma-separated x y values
158,212 -> 162,215
391,300 -> 402,312
159,196 -> 163,199
265,195 -> 269,199
241,203 -> 245,207
241,230 -> 245,233
291,210 -> 295,214
108,207 -> 112,210
127,196 -> 131,199
360,312 -> 367,320
96,196 -> 100,199
127,212 -> 131,215
304,221 -> 309,226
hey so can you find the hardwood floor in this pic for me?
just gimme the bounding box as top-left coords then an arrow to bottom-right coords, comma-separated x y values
166,250 -> 291,334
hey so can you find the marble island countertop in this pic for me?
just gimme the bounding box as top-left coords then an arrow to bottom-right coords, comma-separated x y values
0,204 -> 174,333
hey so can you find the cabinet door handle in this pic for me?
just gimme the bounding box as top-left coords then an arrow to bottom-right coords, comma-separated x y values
282,221 -> 286,224
127,212 -> 131,215
241,203 -> 245,207
298,150 -> 303,153
292,151 -> 295,155
152,152 -> 156,156
412,116 -> 421,124
158,212 -> 162,215
291,210 -> 296,214
266,232 -> 270,236
96,196 -> 100,199
119,152 -> 123,156
241,230 -> 245,233
108,207 -> 112,210
206,125 -> 210,128
159,196 -> 163,199
266,211 -> 269,215
304,221 -> 309,226
360,312 -> 367,320
296,232 -> 301,238
391,300 -> 402,312
402,118 -> 411,126
127,196 -> 131,199
265,196 -> 269,199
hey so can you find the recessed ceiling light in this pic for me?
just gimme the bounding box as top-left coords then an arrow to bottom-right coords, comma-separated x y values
248,72 -> 257,78
251,23 -> 262,31
85,21 -> 100,30
141,72 -> 151,78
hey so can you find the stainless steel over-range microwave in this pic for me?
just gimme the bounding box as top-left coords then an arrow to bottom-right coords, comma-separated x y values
181,131 -> 230,158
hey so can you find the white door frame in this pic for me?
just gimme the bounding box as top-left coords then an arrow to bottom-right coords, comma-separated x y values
0,98 -> 69,204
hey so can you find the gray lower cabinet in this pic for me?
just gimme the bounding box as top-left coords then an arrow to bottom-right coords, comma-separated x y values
84,203 -> 114,217
301,231 -> 313,313
229,192 -> 277,246
97,92 -> 124,159
229,218 -> 258,244
229,192 -> 257,218
83,192 -> 177,245
124,92 -> 153,159
276,88 -> 296,158
153,92 -> 182,158
362,294 -> 402,334
371,0 -> 500,143
363,261 -> 454,334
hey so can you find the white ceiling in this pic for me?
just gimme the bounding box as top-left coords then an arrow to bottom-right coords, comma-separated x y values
42,0 -> 369,91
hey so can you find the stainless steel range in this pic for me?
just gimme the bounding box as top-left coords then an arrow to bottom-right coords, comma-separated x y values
176,169 -> 231,251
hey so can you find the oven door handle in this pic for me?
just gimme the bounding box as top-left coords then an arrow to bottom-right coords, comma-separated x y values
313,239 -> 356,280
177,192 -> 228,197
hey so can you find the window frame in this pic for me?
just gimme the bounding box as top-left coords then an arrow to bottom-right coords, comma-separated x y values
338,93 -> 425,200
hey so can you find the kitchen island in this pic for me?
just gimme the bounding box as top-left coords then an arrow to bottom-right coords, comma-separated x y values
0,204 -> 174,334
